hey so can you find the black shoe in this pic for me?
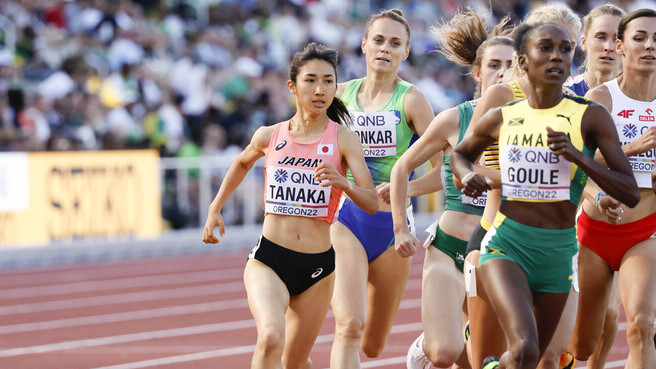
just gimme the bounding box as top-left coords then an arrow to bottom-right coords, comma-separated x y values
482,355 -> 499,369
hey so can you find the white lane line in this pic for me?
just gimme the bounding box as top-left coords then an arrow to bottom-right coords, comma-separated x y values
88,322 -> 424,369
0,268 -> 243,300
579,359 -> 627,369
360,356 -> 406,368
0,280 -> 418,335
0,258 -> 242,289
0,273 -> 420,317
0,320 -> 256,358
0,295 -> 422,357
0,259 -> 423,300
0,299 -> 249,334
0,282 -> 244,316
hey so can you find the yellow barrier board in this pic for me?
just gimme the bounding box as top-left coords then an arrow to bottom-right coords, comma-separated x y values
0,150 -> 161,246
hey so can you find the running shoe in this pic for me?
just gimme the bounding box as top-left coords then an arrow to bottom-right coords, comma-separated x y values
559,352 -> 576,369
482,355 -> 500,369
464,320 -> 470,341
406,333 -> 432,369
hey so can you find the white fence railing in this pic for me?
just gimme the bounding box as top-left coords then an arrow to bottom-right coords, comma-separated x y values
159,155 -> 265,229
160,155 -> 443,230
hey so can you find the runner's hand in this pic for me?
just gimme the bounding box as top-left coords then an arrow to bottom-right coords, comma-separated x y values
628,126 -> 656,155
315,163 -> 349,189
202,210 -> 225,244
395,230 -> 420,258
461,172 -> 492,198
598,194 -> 624,224
547,126 -> 579,162
376,182 -> 391,204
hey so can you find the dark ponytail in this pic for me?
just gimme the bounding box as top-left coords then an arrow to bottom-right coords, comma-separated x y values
289,42 -> 352,126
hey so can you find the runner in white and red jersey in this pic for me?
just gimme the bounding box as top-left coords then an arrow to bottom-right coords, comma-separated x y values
571,9 -> 656,369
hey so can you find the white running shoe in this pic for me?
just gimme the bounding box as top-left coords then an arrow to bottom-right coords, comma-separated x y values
406,332 -> 433,369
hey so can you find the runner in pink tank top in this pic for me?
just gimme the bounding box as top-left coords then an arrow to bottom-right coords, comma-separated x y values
265,119 -> 343,223
202,43 -> 377,368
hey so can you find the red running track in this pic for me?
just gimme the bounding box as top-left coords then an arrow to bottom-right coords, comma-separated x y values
0,247 -> 629,369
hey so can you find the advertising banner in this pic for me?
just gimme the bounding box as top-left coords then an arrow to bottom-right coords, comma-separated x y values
0,150 -> 161,246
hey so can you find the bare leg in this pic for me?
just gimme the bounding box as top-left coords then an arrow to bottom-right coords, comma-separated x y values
362,244 -> 412,357
536,289 -> 577,369
568,245 -> 614,361
330,222 -> 369,369
465,251 -> 505,369
480,259 -> 569,369
244,259 -> 290,369
586,273 -> 620,369
618,239 -> 656,369
420,246 -> 466,367
284,274 -> 335,369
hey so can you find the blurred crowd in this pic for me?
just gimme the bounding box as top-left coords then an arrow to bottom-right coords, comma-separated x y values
0,0 -> 653,158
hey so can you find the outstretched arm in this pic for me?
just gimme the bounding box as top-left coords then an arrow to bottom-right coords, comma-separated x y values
202,126 -> 271,243
389,108 -> 456,257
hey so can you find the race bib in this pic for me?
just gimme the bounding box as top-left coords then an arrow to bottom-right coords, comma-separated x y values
265,165 -> 331,217
461,190 -> 487,207
500,145 -> 571,201
616,121 -> 655,188
461,154 -> 487,206
351,111 -> 398,157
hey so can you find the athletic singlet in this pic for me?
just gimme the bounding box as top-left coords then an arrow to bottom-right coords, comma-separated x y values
443,100 -> 486,214
604,78 -> 656,188
340,78 -> 417,185
483,81 -> 527,169
264,120 -> 343,223
564,74 -> 589,97
499,95 -> 594,204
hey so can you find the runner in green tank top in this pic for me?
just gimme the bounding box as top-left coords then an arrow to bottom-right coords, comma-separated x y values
389,9 -> 513,369
340,77 -> 416,186
329,9 -> 436,369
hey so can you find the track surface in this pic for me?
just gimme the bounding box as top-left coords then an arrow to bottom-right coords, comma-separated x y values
0,248 -> 629,369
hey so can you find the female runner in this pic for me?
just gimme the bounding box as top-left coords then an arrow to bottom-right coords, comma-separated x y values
329,9 -> 436,368
460,5 -> 584,369
570,9 -> 656,369
388,8 -> 513,369
451,22 -> 639,369
202,43 -> 378,369
562,5 -> 626,369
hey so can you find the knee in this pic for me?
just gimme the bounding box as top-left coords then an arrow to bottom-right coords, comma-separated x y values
507,340 -> 540,369
334,316 -> 366,341
602,307 -> 620,335
424,340 -> 463,368
257,326 -> 285,356
625,312 -> 654,346
605,304 -> 620,325
361,341 -> 383,358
